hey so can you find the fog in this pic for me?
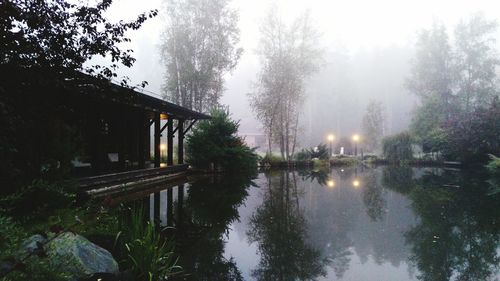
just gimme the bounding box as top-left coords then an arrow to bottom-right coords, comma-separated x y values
104,0 -> 500,149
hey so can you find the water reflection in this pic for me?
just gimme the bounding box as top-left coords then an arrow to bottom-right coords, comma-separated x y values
247,171 -> 328,280
136,166 -> 500,281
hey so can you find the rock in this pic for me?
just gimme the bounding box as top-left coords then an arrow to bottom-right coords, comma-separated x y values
19,234 -> 47,256
45,232 -> 119,280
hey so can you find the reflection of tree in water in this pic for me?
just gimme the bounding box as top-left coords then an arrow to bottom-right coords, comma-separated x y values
383,167 -> 500,281
247,170 -> 328,281
361,170 -> 387,222
382,165 -> 415,193
174,174 -> 255,281
299,168 -> 329,186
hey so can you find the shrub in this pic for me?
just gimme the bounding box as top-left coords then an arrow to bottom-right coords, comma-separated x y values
115,207 -> 180,281
382,132 -> 413,162
186,108 -> 258,173
485,154 -> 500,174
294,144 -> 329,161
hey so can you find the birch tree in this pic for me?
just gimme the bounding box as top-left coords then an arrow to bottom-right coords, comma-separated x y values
249,7 -> 322,160
161,0 -> 242,112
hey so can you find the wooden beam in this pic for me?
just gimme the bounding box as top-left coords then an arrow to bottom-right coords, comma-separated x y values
154,113 -> 161,168
160,121 -> 168,133
183,120 -> 197,135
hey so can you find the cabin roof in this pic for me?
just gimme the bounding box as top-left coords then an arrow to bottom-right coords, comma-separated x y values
80,73 -> 211,120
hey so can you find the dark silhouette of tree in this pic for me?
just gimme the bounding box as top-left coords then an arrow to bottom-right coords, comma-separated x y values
247,171 -> 328,281
173,174 -> 254,281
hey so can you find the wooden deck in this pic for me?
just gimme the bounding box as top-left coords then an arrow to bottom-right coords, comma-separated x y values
77,165 -> 189,196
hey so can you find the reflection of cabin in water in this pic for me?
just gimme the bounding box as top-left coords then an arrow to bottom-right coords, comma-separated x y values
3,67 -> 209,190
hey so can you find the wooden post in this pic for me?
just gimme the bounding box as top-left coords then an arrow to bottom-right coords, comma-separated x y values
167,118 -> 174,166
154,113 -> 161,168
138,114 -> 147,169
177,119 -> 184,164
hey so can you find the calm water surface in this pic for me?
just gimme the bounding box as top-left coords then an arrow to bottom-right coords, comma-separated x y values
138,166 -> 500,281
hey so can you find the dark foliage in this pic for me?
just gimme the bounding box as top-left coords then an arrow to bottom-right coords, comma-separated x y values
186,108 -> 258,173
294,144 -> 329,161
442,99 -> 500,163
382,132 -> 413,162
0,0 -> 157,79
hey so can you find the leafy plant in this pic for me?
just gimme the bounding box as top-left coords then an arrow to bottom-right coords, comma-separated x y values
485,154 -> 500,174
382,132 -> 413,162
115,207 -> 180,281
186,108 -> 258,173
294,144 -> 329,161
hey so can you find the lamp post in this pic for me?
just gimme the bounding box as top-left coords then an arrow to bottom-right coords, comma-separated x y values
327,134 -> 335,157
352,134 -> 360,156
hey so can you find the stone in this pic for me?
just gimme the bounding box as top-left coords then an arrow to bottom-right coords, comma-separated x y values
45,232 -> 119,280
19,234 -> 47,256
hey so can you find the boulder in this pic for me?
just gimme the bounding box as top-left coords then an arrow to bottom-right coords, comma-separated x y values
45,232 -> 119,280
19,234 -> 47,256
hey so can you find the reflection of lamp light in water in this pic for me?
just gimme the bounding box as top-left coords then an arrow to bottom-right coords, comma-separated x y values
352,179 -> 360,188
327,180 -> 335,188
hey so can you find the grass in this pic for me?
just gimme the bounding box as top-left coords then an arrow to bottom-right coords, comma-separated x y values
115,207 -> 181,281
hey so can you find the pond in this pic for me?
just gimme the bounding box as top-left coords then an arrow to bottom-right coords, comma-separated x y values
135,166 -> 500,281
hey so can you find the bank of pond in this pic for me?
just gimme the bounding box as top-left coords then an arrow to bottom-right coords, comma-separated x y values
1,165 -> 500,281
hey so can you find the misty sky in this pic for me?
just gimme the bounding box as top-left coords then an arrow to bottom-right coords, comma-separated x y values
104,0 -> 500,137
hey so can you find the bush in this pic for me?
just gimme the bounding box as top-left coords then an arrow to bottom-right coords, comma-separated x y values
115,207 -> 180,281
186,108 -> 258,173
382,132 -> 413,162
485,154 -> 500,174
294,144 -> 329,161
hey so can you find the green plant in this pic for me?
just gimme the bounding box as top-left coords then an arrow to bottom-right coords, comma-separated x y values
115,207 -> 181,281
186,108 -> 258,173
485,154 -> 500,174
294,144 -> 329,161
261,153 -> 284,164
0,180 -> 75,216
0,215 -> 69,281
382,132 -> 414,162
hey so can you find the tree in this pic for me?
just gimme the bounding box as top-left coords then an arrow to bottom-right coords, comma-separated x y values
161,0 -> 242,112
382,132 -> 413,162
442,98 -> 500,163
406,22 -> 454,144
249,6 -> 322,160
407,14 -> 500,162
361,99 -> 385,152
454,13 -> 499,112
0,0 -> 157,81
186,108 -> 258,173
